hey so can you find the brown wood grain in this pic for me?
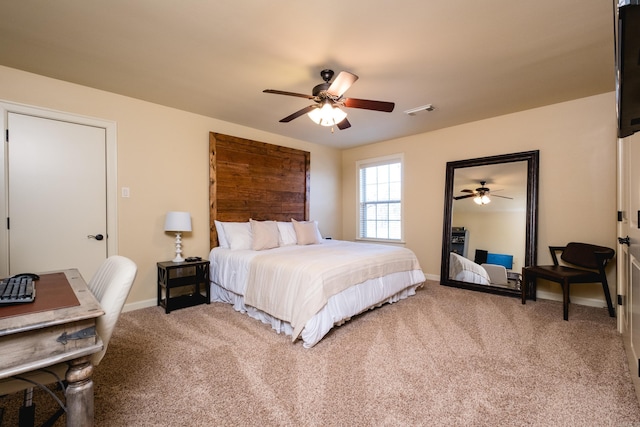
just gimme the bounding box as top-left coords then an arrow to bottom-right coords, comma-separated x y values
209,132 -> 310,248
0,273 -> 79,320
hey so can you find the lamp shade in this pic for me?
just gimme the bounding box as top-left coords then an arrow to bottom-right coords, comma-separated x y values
164,211 -> 192,232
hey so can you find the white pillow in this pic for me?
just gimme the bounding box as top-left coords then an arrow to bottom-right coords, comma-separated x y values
222,222 -> 252,250
250,219 -> 279,251
292,219 -> 322,245
277,221 -> 297,246
214,220 -> 229,248
314,221 -> 323,241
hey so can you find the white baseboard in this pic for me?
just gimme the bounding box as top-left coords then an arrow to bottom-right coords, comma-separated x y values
122,280 -> 608,313
122,298 -> 157,313
534,290 -> 608,309
430,274 -> 607,309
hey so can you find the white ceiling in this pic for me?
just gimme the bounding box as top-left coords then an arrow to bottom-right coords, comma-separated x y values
0,0 -> 615,148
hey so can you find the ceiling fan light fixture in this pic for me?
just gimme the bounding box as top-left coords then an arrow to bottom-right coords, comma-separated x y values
474,194 -> 491,205
307,102 -> 347,127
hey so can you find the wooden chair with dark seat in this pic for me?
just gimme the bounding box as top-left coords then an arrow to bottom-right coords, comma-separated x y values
521,242 -> 615,321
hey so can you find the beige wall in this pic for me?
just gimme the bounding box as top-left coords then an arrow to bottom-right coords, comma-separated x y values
0,64 -> 617,308
0,66 -> 343,308
453,211 -> 526,273
342,92 -> 617,303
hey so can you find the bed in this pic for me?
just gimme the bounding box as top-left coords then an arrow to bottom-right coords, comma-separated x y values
207,133 -> 425,347
450,252 -> 520,289
449,252 -> 491,285
209,219 -> 425,348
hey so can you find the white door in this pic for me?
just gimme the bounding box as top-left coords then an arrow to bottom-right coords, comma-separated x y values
6,112 -> 107,279
618,133 -> 640,380
618,137 -> 631,332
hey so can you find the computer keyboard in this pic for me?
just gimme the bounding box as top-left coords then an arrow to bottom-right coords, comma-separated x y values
0,276 -> 36,305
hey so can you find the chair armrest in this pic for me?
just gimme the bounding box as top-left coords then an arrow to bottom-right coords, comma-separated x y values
594,250 -> 614,273
548,246 -> 566,266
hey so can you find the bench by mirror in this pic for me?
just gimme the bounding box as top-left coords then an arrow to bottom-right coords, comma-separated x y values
440,151 -> 539,297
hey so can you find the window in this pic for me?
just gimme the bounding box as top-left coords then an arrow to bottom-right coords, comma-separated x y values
357,154 -> 403,241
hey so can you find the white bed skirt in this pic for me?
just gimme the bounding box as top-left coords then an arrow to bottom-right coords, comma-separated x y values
210,269 -> 424,348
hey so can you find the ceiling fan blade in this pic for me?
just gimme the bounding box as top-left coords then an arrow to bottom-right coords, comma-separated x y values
460,189 -> 474,193
263,89 -> 314,100
327,71 -> 358,97
336,118 -> 351,130
453,194 -> 475,200
279,105 -> 317,123
492,194 -> 514,200
343,98 -> 395,112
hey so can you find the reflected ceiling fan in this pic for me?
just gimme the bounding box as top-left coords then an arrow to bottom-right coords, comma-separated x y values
263,69 -> 395,130
454,181 -> 513,205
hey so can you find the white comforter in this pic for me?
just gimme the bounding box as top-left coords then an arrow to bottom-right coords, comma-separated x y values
448,252 -> 490,285
244,240 -> 422,340
209,240 -> 425,347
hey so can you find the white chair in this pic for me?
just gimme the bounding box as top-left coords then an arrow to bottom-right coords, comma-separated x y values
0,255 -> 137,425
481,263 -> 509,286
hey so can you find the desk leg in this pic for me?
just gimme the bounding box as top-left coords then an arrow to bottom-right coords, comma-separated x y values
65,356 -> 95,427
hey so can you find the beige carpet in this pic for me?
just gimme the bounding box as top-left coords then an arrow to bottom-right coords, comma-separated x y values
2,281 -> 640,426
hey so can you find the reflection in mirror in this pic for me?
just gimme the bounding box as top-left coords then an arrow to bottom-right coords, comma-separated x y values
440,151 -> 539,298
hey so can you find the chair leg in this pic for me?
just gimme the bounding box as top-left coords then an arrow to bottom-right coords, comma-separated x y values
601,280 -> 616,318
562,279 -> 570,321
530,275 -> 537,301
41,407 -> 65,427
521,270 -> 537,303
18,387 -> 35,427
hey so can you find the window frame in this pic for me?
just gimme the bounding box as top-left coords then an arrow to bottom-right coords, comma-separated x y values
355,153 -> 405,243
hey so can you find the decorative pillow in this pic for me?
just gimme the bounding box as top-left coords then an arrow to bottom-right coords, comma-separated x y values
222,221 -> 252,250
250,219 -> 279,251
292,219 -> 321,245
214,220 -> 229,248
277,221 -> 297,246
313,221 -> 323,241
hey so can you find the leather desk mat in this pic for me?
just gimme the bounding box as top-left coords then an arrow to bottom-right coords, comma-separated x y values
0,272 -> 80,319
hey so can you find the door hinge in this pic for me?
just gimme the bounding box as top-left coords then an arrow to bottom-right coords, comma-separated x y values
5,129 -> 7,142
618,211 -> 623,222
618,294 -> 624,306
6,217 -> 8,230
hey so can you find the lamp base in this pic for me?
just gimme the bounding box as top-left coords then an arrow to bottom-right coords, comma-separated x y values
172,232 -> 185,263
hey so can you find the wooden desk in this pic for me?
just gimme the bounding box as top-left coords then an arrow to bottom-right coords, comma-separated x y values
0,269 -> 104,426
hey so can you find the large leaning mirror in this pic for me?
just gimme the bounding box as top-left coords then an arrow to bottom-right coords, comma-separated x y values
440,150 -> 539,298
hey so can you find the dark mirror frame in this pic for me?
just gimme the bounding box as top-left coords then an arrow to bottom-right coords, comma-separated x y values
440,150 -> 539,297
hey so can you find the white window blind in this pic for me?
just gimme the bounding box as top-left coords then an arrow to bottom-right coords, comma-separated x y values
357,155 -> 403,241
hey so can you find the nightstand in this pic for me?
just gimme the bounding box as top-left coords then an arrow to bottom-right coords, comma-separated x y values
157,259 -> 210,313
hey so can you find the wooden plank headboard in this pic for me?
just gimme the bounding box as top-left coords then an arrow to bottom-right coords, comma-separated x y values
209,132 -> 310,248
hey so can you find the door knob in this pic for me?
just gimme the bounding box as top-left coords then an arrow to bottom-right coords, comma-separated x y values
618,236 -> 630,246
87,234 -> 104,241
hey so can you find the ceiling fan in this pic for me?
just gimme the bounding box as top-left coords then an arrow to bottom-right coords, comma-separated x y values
454,181 -> 513,205
263,69 -> 395,130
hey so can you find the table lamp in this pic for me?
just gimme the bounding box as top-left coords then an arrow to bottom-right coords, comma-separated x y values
164,211 -> 192,262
